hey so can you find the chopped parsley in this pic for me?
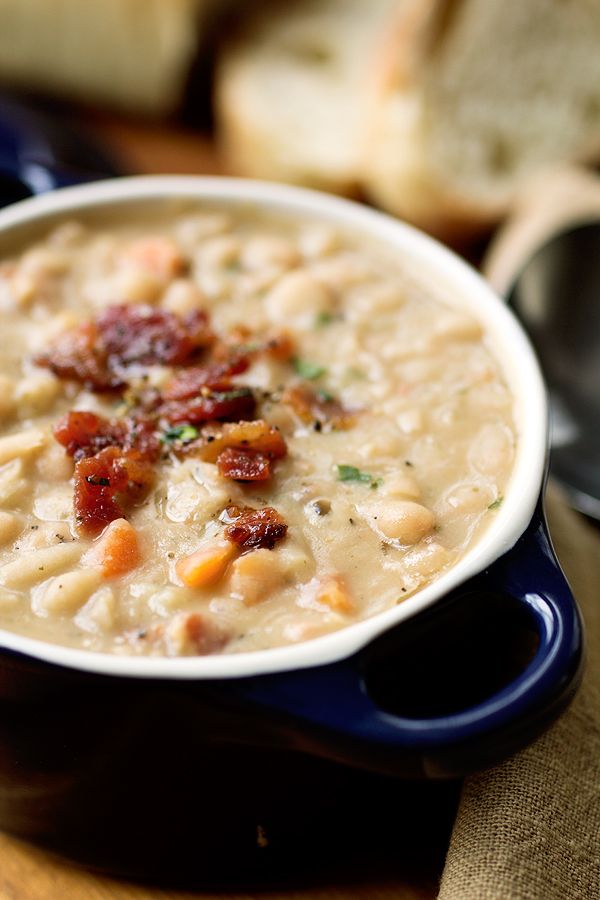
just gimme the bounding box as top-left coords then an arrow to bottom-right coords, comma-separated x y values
488,497 -> 504,510
214,388 -> 253,402
293,357 -> 327,380
315,311 -> 335,327
162,424 -> 199,444
316,388 -> 335,403
336,464 -> 382,489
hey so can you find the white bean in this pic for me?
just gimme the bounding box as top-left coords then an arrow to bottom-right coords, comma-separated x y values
402,541 -> 453,577
0,542 -> 82,589
0,428 -> 46,465
229,549 -> 285,606
162,279 -> 206,315
74,586 -> 116,633
35,443 -> 74,481
241,236 -> 300,272
0,459 -> 28,506
469,424 -> 514,476
14,374 -> 60,416
381,472 -> 421,500
33,486 -> 74,522
265,270 -> 333,323
0,511 -> 20,546
33,568 -> 101,616
358,499 -> 435,545
114,267 -> 162,304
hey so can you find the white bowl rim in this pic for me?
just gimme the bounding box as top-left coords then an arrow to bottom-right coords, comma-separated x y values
0,175 -> 548,680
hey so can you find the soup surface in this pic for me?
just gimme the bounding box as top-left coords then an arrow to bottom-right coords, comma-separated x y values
0,205 -> 515,656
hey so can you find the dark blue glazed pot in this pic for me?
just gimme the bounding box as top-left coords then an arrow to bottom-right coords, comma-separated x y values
0,132 -> 583,883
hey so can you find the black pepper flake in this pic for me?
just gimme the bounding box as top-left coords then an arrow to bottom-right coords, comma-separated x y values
86,475 -> 111,486
348,517 -> 355,525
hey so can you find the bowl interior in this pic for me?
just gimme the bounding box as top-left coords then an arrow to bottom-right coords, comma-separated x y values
0,176 -> 548,678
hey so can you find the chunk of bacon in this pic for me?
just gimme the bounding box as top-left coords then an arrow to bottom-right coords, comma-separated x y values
281,383 -> 356,430
163,360 -> 250,402
97,305 -> 213,368
73,447 -> 154,536
35,321 -> 122,391
36,305 -> 214,392
212,328 -> 295,365
161,386 -> 256,426
216,447 -> 271,481
223,505 -> 288,550
190,419 -> 287,464
53,410 -> 160,461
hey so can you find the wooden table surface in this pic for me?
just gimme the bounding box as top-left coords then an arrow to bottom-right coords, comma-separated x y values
0,108 -> 455,900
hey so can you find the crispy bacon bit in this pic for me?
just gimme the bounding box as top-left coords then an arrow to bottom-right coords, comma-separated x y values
281,383 -> 356,430
223,505 -> 288,550
261,331 -> 295,362
216,447 -> 271,481
36,305 -> 214,392
212,328 -> 295,365
35,321 -> 123,391
73,447 -> 154,536
53,410 -> 160,461
163,360 -> 250,401
192,419 -> 287,464
161,387 -> 256,426
97,305 -> 212,368
54,411 -> 121,460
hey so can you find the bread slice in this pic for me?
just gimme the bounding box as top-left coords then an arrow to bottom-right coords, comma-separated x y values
0,0 -> 216,115
362,0 -> 600,240
215,0 -> 399,194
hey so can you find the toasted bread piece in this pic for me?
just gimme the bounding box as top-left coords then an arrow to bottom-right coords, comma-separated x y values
0,0 -> 217,115
362,0 -> 600,240
215,0 -> 399,194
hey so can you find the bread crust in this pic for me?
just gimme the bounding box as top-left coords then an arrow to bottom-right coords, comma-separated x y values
362,0 -> 600,241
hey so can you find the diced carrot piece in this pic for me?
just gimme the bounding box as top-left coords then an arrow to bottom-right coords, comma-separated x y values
175,541 -> 237,589
122,237 -> 185,280
84,518 -> 141,578
315,575 -> 353,614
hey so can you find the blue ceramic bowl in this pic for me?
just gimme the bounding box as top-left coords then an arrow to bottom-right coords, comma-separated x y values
0,134 -> 583,881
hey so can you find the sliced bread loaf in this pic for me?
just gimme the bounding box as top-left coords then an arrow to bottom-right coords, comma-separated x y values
362,0 -> 600,239
0,0 -> 217,115
215,0 -> 399,194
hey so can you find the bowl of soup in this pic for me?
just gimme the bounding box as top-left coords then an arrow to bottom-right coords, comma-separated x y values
0,177 -> 582,879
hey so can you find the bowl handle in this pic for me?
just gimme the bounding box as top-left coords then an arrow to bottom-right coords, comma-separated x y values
236,503 -> 583,777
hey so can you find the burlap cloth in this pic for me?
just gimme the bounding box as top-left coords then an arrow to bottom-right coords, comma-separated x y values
437,484 -> 600,900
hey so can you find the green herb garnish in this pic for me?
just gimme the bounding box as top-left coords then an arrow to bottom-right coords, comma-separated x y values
488,497 -> 503,510
336,464 -> 382,488
315,311 -> 335,327
293,357 -> 327,380
316,388 -> 335,403
214,388 -> 253,402
162,424 -> 199,444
